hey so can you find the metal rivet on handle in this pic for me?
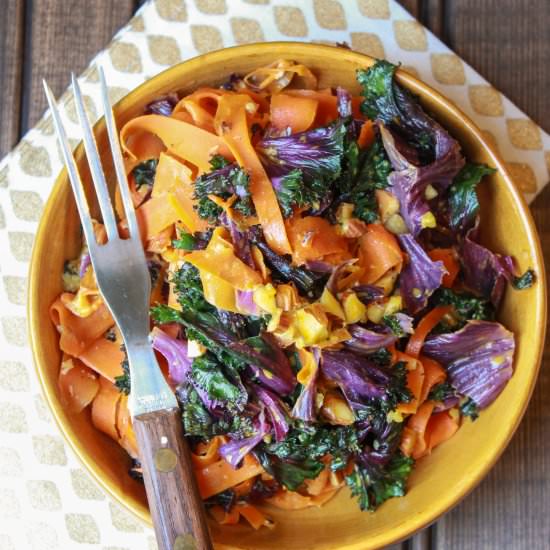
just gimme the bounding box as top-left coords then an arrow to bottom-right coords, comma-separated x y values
174,533 -> 197,550
154,447 -> 177,472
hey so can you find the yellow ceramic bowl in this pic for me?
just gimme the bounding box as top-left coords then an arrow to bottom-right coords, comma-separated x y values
28,42 -> 546,549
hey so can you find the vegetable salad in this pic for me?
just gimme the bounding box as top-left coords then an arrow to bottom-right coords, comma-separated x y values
51,58 -> 534,528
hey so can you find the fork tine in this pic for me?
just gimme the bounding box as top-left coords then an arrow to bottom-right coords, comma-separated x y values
71,73 -> 119,242
43,80 -> 97,251
99,67 -> 140,240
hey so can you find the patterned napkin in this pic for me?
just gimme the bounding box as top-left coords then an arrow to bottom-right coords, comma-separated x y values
1,1 -> 549,548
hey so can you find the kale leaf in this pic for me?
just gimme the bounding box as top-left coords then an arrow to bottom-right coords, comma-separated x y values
448,163 -> 496,232
428,382 -> 456,402
345,452 -> 414,511
114,356 -> 131,395
460,397 -> 479,420
513,268 -> 535,290
431,288 -> 494,330
334,136 -> 392,224
190,353 -> 245,410
132,159 -> 158,190
194,157 -> 254,222
263,423 -> 361,472
172,233 -> 197,251
274,168 -> 332,218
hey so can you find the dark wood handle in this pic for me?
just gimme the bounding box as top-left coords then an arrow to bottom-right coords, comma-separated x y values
133,408 -> 213,550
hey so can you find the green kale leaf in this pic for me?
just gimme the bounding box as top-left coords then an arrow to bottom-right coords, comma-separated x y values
132,159 -> 158,190
345,452 -> 414,511
459,397 -> 479,420
448,163 -> 496,232
114,356 -> 131,395
428,382 -> 456,402
194,158 -> 254,222
513,268 -> 535,290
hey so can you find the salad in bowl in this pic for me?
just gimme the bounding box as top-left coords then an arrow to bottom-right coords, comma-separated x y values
49,56 -> 535,531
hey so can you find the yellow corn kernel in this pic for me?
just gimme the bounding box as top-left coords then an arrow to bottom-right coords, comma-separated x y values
424,184 -> 438,200
376,189 -> 400,221
187,339 -> 206,358
319,288 -> 346,320
367,302 -> 385,324
387,410 -> 404,423
342,292 -> 367,324
420,211 -> 437,229
384,295 -> 403,316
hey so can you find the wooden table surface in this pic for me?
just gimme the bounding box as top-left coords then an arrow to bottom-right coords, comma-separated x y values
1,1 -> 549,549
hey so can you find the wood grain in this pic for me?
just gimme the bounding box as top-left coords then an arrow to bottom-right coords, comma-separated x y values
0,0 -> 24,158
133,408 -> 213,550
20,0 -> 134,133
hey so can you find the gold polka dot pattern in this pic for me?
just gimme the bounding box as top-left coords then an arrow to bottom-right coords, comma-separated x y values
0,1 -> 549,549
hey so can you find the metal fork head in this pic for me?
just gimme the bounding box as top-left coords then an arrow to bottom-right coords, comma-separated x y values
43,72 -> 177,415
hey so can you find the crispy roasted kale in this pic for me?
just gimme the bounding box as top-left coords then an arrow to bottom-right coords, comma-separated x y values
194,156 -> 254,222
428,382 -> 456,402
513,268 -> 535,290
345,452 -> 414,511
131,159 -> 158,190
431,288 -> 494,330
459,397 -> 479,420
448,163 -> 496,232
114,355 -> 131,395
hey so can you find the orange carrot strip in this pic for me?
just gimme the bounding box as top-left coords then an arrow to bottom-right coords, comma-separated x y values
358,224 -> 403,284
78,337 -> 125,382
405,306 -> 453,359
408,401 -> 436,459
135,194 -> 180,241
210,505 -> 241,525
395,351 -> 425,415
58,359 -> 100,413
270,93 -> 318,133
400,426 -> 417,457
357,120 -> 375,149
419,356 -> 447,404
191,436 -> 223,469
184,228 -> 263,290
120,115 -> 233,173
152,152 -> 192,196
91,377 -> 122,441
286,216 -> 350,265
116,395 -> 139,459
283,90 -> 338,126
50,296 -> 114,356
215,94 -> 291,255
266,490 -> 314,510
425,410 -> 460,455
196,455 -> 264,499
428,248 -> 459,288
303,467 -> 330,496
237,504 -> 272,530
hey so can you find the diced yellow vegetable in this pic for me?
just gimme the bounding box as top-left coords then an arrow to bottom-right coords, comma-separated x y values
187,340 -> 206,358
376,189 -> 400,221
342,292 -> 367,324
384,213 -> 408,235
322,392 -> 355,425
384,295 -> 403,316
367,302 -> 385,324
319,288 -> 346,320
295,307 -> 329,345
424,184 -> 438,200
387,410 -> 404,423
374,268 -> 400,296
420,211 -> 437,229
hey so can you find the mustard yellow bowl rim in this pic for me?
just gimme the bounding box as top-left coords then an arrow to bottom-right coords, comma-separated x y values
28,42 -> 547,549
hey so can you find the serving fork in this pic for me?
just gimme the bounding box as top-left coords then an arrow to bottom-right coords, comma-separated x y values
44,71 -> 213,550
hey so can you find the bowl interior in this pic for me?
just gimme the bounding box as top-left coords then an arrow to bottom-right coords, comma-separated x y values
28,43 -> 546,550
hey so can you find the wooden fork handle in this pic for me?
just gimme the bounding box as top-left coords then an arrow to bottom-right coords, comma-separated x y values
133,408 -> 213,550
